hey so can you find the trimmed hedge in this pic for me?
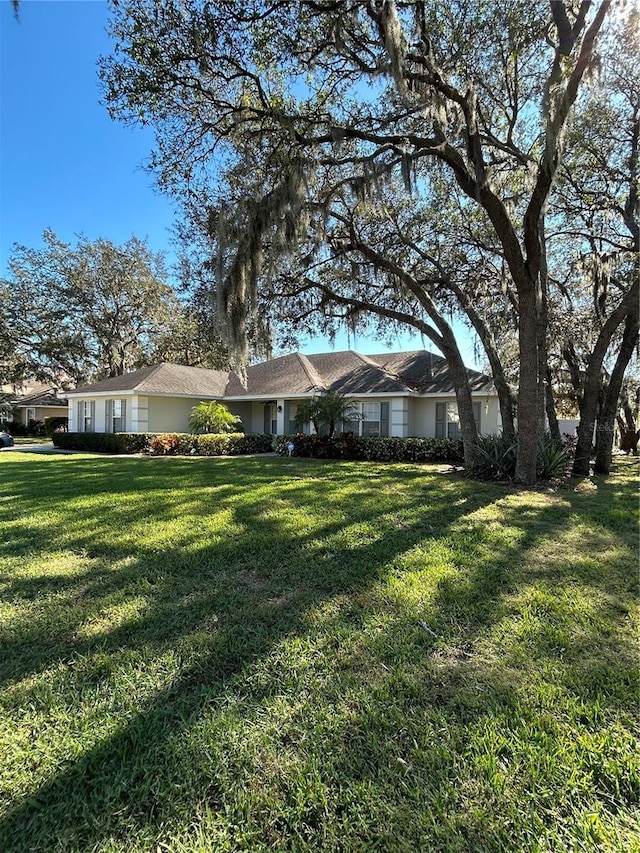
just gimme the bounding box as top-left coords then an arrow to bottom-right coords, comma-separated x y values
197,432 -> 274,456
52,432 -> 150,454
52,431 -> 274,456
274,433 -> 464,464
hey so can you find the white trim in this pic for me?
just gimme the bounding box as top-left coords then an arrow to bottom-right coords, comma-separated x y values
65,390 -> 137,399
65,389 -> 497,402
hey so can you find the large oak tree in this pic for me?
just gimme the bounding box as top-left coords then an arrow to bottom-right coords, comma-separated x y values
1,231 -> 181,386
101,0 -> 624,483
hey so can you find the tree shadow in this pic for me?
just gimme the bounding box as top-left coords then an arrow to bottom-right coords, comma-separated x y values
0,455 -> 636,851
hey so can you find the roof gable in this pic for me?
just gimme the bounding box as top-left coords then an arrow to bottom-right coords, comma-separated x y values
13,388 -> 68,408
305,351 -> 411,394
225,352 -> 324,397
70,363 -> 229,397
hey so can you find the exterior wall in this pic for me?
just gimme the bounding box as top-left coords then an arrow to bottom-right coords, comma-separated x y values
68,396 -> 130,433
147,396 -> 204,433
17,406 -> 68,425
249,401 -> 267,433
408,395 -> 500,438
147,397 -> 250,434
65,391 -> 501,437
228,402 -> 253,432
67,395 -> 255,434
409,398 -> 440,438
480,396 -> 500,435
557,418 -> 579,436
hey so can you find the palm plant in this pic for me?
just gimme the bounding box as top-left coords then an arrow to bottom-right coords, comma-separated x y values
188,401 -> 242,434
295,390 -> 363,439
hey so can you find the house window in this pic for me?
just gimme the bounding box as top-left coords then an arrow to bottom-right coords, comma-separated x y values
436,401 -> 481,439
288,403 -> 301,434
343,401 -> 389,437
26,407 -> 36,424
263,402 -> 278,435
77,401 -> 95,432
106,399 -> 126,433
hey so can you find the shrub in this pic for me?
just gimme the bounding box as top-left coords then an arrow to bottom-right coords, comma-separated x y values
468,434 -> 518,481
149,434 -> 181,455
52,432 -> 152,454
52,431 -> 273,456
468,432 -> 571,481
275,434 -> 464,464
148,433 -> 196,455
536,433 -> 571,480
226,433 -> 274,455
197,433 -> 231,456
197,432 -> 274,456
28,419 -> 46,437
4,422 -> 29,437
44,416 -> 68,436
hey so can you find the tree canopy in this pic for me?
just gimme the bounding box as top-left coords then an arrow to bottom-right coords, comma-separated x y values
0,231 -> 177,386
100,0 -> 638,482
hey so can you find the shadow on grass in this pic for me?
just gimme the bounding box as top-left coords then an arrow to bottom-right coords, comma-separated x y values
0,455 -> 637,851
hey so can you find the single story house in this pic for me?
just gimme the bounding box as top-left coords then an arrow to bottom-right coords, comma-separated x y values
9,387 -> 69,428
64,350 -> 500,439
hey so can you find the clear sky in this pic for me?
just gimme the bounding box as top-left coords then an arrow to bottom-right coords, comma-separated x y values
0,0 -> 481,368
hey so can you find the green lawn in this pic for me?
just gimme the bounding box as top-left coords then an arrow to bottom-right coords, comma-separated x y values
0,452 -> 638,852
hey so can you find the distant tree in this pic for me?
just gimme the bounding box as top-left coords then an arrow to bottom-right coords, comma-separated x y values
0,230 -> 179,386
150,306 -> 230,370
188,400 -> 241,434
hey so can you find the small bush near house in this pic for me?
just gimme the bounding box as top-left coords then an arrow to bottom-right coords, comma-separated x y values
197,432 -> 274,456
4,422 -> 29,437
468,434 -> 519,481
52,432 -> 151,454
227,433 -> 274,454
149,434 -> 182,455
536,432 -> 572,480
149,433 -> 196,455
275,433 -> 464,464
28,418 -> 46,437
44,416 -> 68,436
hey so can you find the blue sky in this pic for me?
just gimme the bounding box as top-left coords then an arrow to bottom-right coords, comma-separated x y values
0,0 -> 480,368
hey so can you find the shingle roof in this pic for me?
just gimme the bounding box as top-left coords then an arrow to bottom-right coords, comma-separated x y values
224,352 -> 324,397
70,363 -> 229,397
67,351 -> 495,399
305,351 -> 411,394
367,351 -> 495,394
12,388 -> 68,408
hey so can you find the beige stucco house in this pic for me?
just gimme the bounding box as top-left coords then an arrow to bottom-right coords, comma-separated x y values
7,386 -> 69,428
64,350 -> 500,439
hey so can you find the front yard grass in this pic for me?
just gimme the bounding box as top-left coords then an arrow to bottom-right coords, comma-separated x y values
0,453 -> 637,852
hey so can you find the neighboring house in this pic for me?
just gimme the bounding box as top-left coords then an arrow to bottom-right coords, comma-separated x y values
64,350 -> 500,439
9,387 -> 69,428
